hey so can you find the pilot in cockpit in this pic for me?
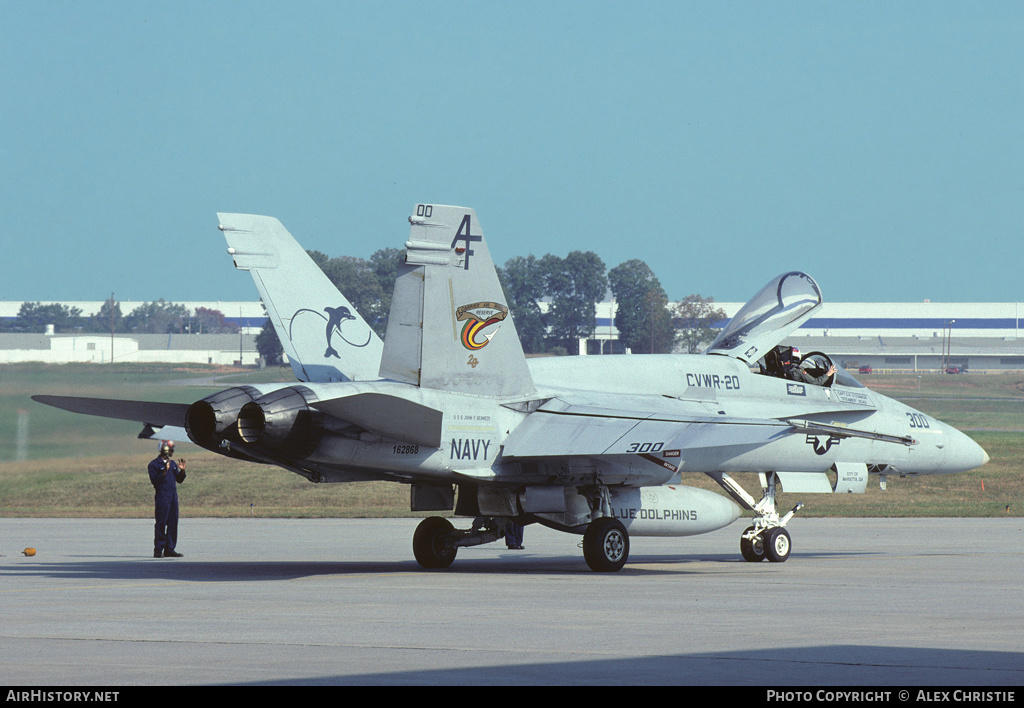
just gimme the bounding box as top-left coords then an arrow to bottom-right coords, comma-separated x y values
766,345 -> 836,386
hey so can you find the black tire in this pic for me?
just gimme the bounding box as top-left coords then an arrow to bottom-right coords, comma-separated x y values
413,516 -> 457,569
765,527 -> 792,563
740,526 -> 766,562
582,518 -> 629,572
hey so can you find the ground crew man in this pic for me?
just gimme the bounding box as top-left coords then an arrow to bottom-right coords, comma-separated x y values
149,440 -> 186,558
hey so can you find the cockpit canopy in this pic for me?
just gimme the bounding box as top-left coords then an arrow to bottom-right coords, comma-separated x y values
706,271 -> 822,363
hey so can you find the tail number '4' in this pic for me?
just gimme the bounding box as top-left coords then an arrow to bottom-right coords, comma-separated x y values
451,215 -> 482,270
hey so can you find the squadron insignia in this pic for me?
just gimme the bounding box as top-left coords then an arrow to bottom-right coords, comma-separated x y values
456,301 -> 508,350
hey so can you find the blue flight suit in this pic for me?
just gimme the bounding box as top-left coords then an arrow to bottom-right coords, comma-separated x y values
505,521 -> 524,549
149,455 -> 186,556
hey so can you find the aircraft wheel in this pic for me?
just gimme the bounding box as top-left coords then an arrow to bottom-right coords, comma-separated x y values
740,526 -> 766,562
582,518 -> 629,572
413,516 -> 457,569
765,527 -> 791,563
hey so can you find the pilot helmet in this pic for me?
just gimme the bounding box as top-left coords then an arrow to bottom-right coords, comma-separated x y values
159,440 -> 175,456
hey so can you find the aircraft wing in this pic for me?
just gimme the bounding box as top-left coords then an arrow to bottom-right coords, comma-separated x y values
32,395 -> 190,427
501,399 -> 913,459
32,395 -> 193,444
501,400 -> 789,458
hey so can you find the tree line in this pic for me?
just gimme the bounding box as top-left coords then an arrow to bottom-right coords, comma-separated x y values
3,251 -> 728,361
0,298 -> 239,335
498,254 -> 727,355
255,248 -> 727,362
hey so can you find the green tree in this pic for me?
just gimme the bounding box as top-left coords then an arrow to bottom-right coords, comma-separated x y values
608,259 -> 675,354
672,294 -> 727,353
13,302 -> 83,333
307,250 -> 330,270
497,255 -> 548,354
84,295 -> 124,334
124,300 -> 190,334
641,287 -> 677,354
192,307 -> 239,334
540,251 -> 607,353
370,247 -> 404,335
255,317 -> 284,366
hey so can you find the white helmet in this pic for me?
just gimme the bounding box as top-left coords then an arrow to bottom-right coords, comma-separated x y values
159,440 -> 175,456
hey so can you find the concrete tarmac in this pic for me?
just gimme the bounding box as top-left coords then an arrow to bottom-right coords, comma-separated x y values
1,517 -> 1022,686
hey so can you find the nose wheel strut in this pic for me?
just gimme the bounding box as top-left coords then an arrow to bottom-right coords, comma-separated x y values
707,471 -> 802,563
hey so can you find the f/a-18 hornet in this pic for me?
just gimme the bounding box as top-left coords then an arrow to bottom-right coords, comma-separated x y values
35,205 -> 989,571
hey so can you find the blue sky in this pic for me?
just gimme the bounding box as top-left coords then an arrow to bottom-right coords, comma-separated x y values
3,1 -> 1022,306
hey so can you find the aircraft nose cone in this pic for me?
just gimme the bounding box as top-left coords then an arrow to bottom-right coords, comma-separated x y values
950,427 -> 989,471
968,436 -> 989,468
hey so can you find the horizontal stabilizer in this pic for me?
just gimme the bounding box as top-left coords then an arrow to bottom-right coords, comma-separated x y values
33,395 -> 189,428
138,423 -> 189,441
312,393 -> 443,448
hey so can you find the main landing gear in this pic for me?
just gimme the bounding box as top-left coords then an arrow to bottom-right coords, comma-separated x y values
412,517 -> 459,569
581,516 -> 629,572
412,485 -> 631,572
412,516 -> 513,569
708,471 -> 802,563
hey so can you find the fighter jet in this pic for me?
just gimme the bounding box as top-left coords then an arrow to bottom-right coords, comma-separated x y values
34,205 -> 990,571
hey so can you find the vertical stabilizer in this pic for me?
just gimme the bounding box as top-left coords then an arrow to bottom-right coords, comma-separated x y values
379,204 -> 536,399
217,213 -> 383,383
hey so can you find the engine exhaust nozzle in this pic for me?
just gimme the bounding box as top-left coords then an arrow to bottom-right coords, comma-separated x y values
236,386 -> 323,459
185,386 -> 261,448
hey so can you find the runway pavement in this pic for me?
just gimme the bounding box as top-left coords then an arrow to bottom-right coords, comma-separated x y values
1,516 -> 1022,686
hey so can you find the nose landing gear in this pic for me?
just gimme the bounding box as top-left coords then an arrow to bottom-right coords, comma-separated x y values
709,471 -> 802,563
742,524 -> 792,563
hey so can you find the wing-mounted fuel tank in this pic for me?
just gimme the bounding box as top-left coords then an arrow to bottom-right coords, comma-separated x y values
185,386 -> 262,450
236,385 -> 324,459
527,484 -> 741,537
608,485 -> 741,536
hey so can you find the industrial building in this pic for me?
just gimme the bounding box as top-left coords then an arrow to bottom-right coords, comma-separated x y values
0,302 -> 263,366
586,300 -> 1024,372
2,300 -> 1022,372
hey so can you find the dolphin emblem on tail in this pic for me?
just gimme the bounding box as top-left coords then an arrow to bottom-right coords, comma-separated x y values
324,306 -> 356,358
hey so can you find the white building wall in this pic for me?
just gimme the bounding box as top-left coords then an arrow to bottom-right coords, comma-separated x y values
0,301 -> 267,333
584,301 -> 1024,341
0,335 -> 259,365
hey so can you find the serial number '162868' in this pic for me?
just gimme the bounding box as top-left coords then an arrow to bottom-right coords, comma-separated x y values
393,444 -> 420,454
